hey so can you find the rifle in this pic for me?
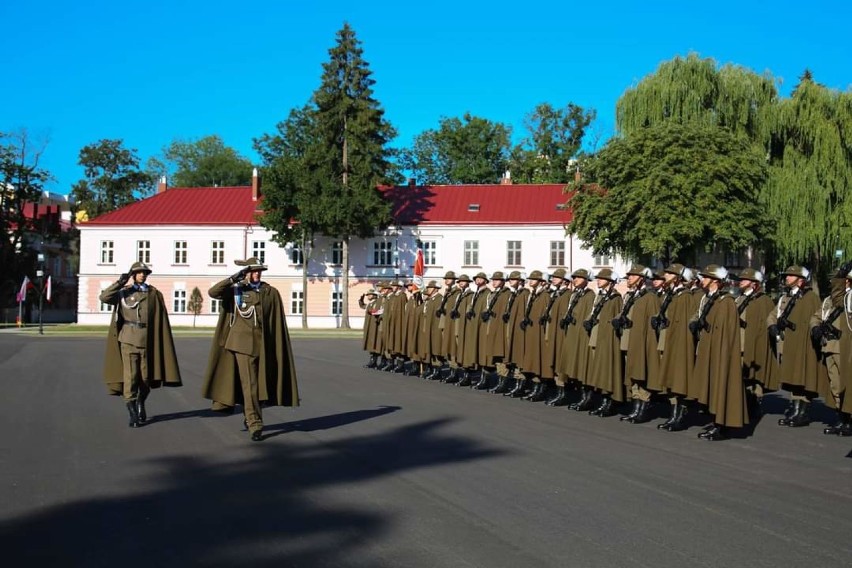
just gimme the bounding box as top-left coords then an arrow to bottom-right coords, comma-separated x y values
519,288 -> 540,330
735,290 -> 763,328
435,287 -> 455,318
583,286 -> 616,335
812,305 -> 843,346
481,287 -> 505,322
612,288 -> 646,336
449,288 -> 468,319
689,292 -> 719,339
768,289 -> 801,341
502,287 -> 520,323
650,288 -> 677,333
466,287 -> 485,320
559,288 -> 587,329
539,287 -> 565,325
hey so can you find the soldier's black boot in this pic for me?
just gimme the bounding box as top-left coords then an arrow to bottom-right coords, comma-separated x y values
785,401 -> 811,427
823,410 -> 846,435
522,382 -> 542,401
507,378 -> 528,398
628,400 -> 652,424
546,386 -> 568,406
778,399 -> 796,425
456,369 -> 473,387
663,402 -> 688,431
698,423 -> 728,441
405,361 -> 420,376
838,414 -> 852,437
378,356 -> 391,371
571,387 -> 594,411
591,395 -> 616,417
444,368 -> 461,384
136,389 -> 149,424
126,401 -> 140,428
621,399 -> 641,421
428,364 -> 444,381
473,370 -> 491,390
490,376 -> 510,394
364,354 -> 378,369
392,358 -> 407,373
526,382 -> 549,402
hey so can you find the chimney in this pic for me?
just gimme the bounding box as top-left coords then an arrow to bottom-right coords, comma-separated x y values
157,176 -> 167,193
252,168 -> 261,201
500,170 -> 512,185
408,177 -> 416,187
573,168 -> 582,183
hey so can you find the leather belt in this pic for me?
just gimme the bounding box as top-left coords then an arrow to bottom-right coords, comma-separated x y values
125,321 -> 147,328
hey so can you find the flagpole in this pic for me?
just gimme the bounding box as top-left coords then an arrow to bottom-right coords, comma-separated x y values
37,253 -> 45,335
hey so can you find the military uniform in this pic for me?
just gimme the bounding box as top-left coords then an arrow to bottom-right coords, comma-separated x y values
434,272 -> 459,374
734,268 -> 777,418
100,262 -> 182,428
584,268 -> 625,416
416,281 -> 443,378
359,290 -> 381,368
557,270 -> 595,409
203,257 -> 299,441
476,271 -> 511,390
518,272 -> 550,401
503,274 -> 531,397
444,275 -> 472,383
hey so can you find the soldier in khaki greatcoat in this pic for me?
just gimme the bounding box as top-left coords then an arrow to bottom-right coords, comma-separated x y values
545,270 -> 576,406
615,265 -> 661,424
475,271 -> 511,390
203,257 -> 299,442
583,268 -> 625,416
555,269 -> 595,409
401,281 -> 422,375
431,271 -> 458,379
359,288 -> 381,368
768,266 -> 830,428
100,262 -> 182,428
444,274 -> 472,383
517,271 -> 550,401
733,268 -> 777,419
456,272 -> 488,387
382,281 -> 407,373
416,281 -> 443,379
502,272 -> 531,397
537,269 -> 569,403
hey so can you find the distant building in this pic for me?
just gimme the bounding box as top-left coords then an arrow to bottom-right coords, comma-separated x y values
77,172 -> 630,327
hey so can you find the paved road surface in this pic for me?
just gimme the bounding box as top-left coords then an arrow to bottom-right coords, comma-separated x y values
1,334 -> 851,567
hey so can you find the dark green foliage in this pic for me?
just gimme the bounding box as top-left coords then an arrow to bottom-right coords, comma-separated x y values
148,135 -> 253,188
71,139 -> 152,218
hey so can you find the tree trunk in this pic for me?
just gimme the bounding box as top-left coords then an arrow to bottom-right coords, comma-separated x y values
301,232 -> 309,329
340,238 -> 351,329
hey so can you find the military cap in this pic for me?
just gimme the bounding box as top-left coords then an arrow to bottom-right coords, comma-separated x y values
234,256 -> 267,271
457,274 -> 472,283
699,264 -> 729,281
594,268 -> 619,282
364,288 -> 378,296
379,281 -> 393,290
443,270 -> 457,280
128,261 -> 152,275
626,264 -> 652,278
490,271 -> 506,280
528,270 -> 544,281
663,263 -> 687,277
474,271 -> 489,281
550,268 -> 567,279
780,265 -> 811,280
425,280 -> 440,289
507,270 -> 523,280
392,280 -> 405,287
736,268 -> 764,283
652,269 -> 666,280
571,268 -> 592,280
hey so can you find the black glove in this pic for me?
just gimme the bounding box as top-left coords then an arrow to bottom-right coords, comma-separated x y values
230,268 -> 248,283
539,314 -> 551,325
436,308 -> 446,317
810,325 -> 824,344
480,311 -> 492,322
768,323 -> 781,338
739,319 -> 747,329
582,320 -> 594,333
559,318 -> 569,330
520,318 -> 532,330
465,311 -> 475,320
502,312 -> 510,323
450,309 -> 460,319
118,273 -> 130,286
611,317 -> 623,331
650,316 -> 660,330
622,317 -> 633,329
688,320 -> 702,335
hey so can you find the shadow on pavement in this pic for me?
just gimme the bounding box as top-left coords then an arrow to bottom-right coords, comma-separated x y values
263,405 -> 402,438
0,414 -> 504,567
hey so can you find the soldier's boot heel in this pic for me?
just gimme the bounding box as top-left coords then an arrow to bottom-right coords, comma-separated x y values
620,399 -> 641,421
664,403 -> 688,431
490,376 -> 510,394
628,401 -> 652,424
785,401 -> 811,427
126,401 -> 140,428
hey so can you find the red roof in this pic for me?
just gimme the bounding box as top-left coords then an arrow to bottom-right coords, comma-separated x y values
82,183 -> 573,226
84,187 -> 262,225
384,183 -> 572,225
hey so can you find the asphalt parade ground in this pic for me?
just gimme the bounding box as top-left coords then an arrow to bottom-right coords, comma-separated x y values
1,334 -> 851,567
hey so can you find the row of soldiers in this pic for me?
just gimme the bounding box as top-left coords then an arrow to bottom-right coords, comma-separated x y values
359,262 -> 852,441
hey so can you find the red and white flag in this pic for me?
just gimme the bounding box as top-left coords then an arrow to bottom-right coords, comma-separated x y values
16,276 -> 29,303
413,245 -> 425,288
45,276 -> 52,303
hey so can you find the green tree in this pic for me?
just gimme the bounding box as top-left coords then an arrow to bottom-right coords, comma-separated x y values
71,139 -> 153,218
400,112 -> 512,184
763,72 -> 852,276
0,130 -> 54,307
567,123 -> 769,265
187,286 -> 203,327
148,135 -> 253,187
616,52 -> 777,141
509,102 -> 596,183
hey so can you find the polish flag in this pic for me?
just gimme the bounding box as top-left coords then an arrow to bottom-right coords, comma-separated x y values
413,246 -> 424,288
16,276 -> 29,303
45,276 -> 52,303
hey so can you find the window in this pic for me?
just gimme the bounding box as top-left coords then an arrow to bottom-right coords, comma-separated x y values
99,282 -> 112,312
331,291 -> 343,316
211,241 -> 225,265
372,241 -> 393,266
251,241 -> 266,264
506,241 -> 522,266
290,243 -> 303,265
464,240 -> 479,266
100,241 -> 114,264
291,290 -> 304,315
173,289 -> 187,313
210,298 -> 222,314
593,253 -> 612,267
422,240 -> 436,265
137,240 -> 150,264
174,241 -> 187,264
331,241 -> 343,265
550,241 -> 565,267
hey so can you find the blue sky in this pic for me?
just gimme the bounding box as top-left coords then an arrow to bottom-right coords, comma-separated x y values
2,0 -> 850,194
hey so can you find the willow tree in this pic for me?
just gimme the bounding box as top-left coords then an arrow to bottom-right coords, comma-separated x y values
763,73 -> 852,275
616,53 -> 777,142
567,123 -> 769,265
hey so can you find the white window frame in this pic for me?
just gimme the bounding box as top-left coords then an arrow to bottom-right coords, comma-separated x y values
211,241 -> 225,265
331,241 -> 343,265
593,253 -> 612,267
463,240 -> 479,266
210,298 -> 222,314
173,288 -> 187,313
506,240 -> 522,266
331,290 -> 343,316
99,281 -> 112,312
290,243 -> 304,265
291,290 -> 304,315
100,241 -> 114,264
550,241 -> 565,267
174,241 -> 188,265
136,240 -> 150,264
252,241 -> 266,264
422,240 -> 437,265
372,241 -> 393,266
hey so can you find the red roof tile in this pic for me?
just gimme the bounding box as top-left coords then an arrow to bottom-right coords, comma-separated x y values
82,183 -> 573,226
84,187 -> 261,225
383,184 -> 572,225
